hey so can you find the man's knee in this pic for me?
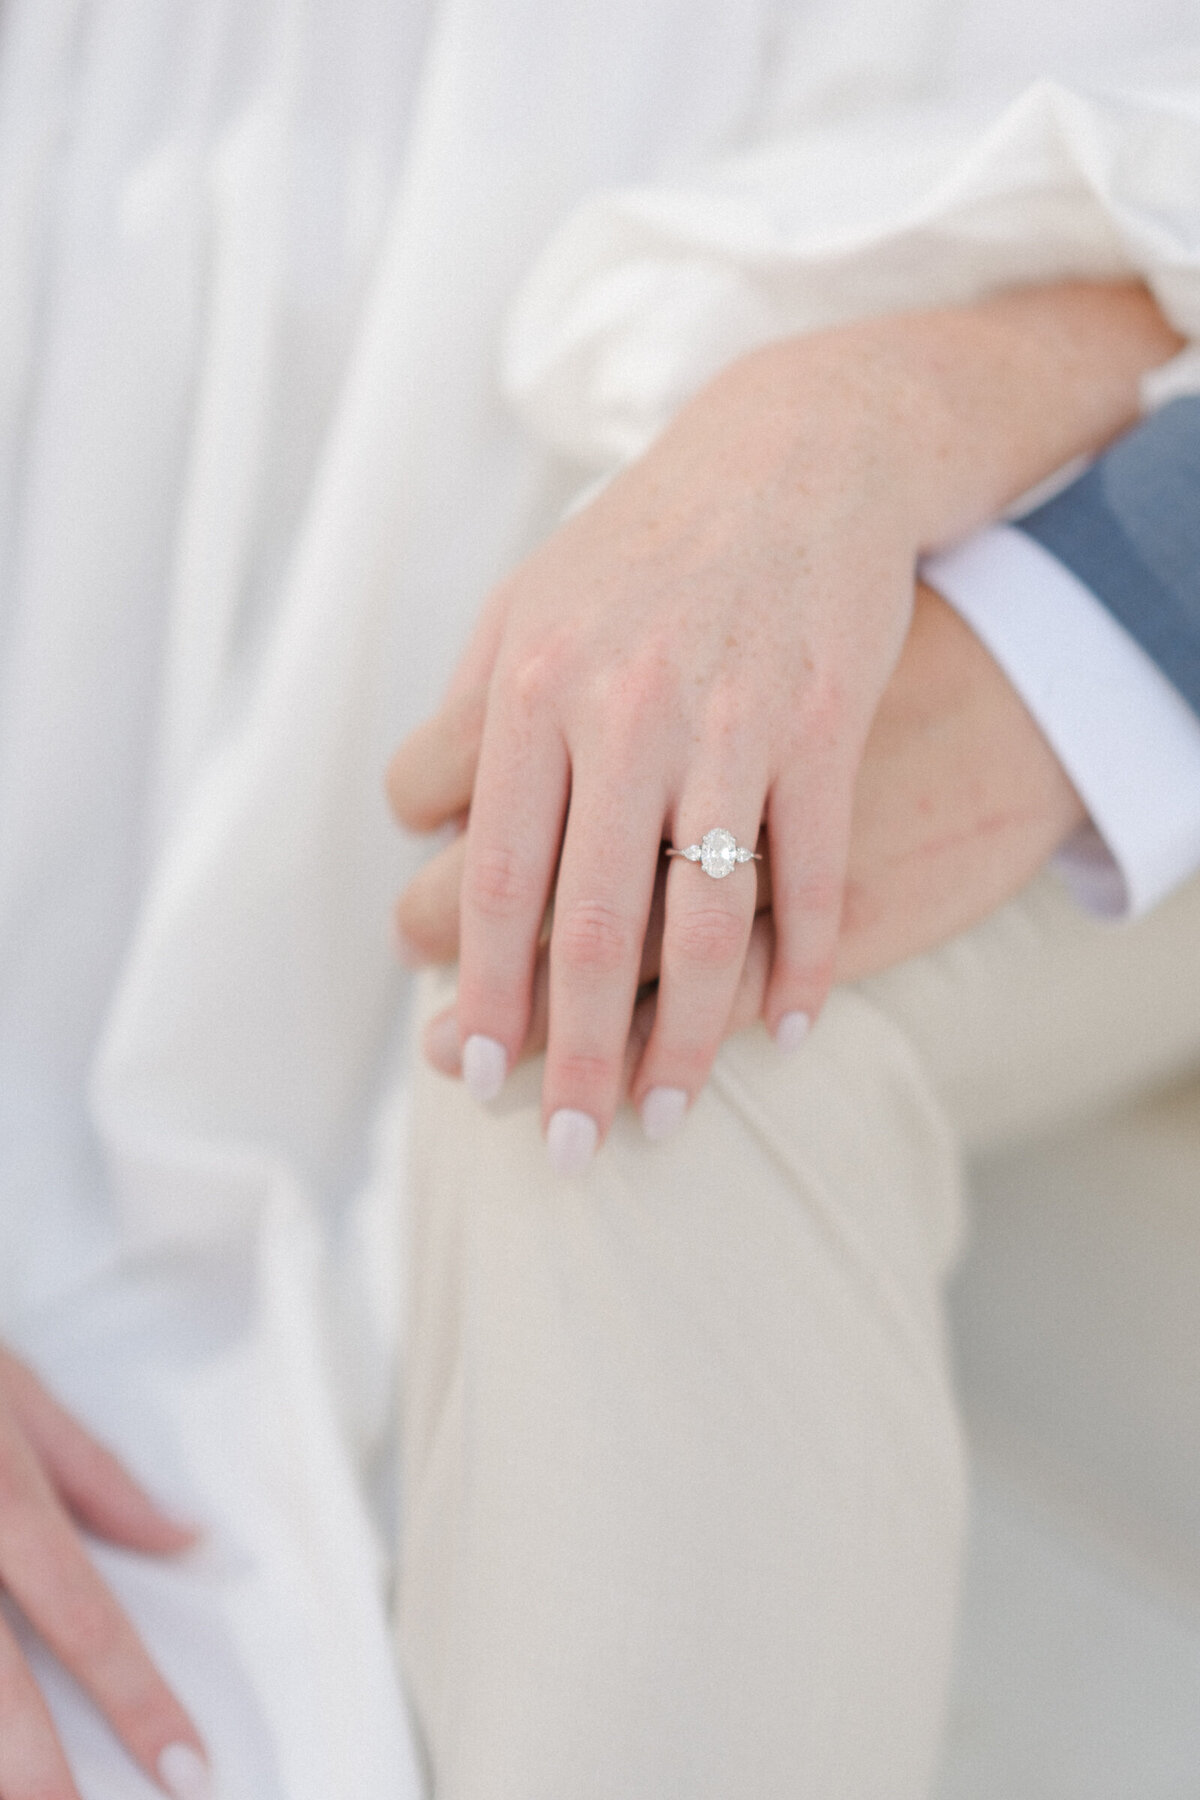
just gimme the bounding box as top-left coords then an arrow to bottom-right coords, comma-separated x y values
398,983 -> 967,1800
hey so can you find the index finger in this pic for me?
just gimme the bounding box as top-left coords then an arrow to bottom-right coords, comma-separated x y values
386,685 -> 485,834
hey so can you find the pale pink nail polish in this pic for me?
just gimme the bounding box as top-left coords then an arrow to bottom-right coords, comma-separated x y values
462,1034 -> 507,1102
159,1744 -> 213,1800
640,1086 -> 688,1141
547,1109 -> 598,1175
775,1010 -> 811,1053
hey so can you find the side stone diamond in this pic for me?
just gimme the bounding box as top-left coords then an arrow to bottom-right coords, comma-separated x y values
682,844 -> 702,861
700,828 -> 738,878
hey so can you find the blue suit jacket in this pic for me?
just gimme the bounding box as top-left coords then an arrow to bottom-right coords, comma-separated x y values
1015,396 -> 1200,718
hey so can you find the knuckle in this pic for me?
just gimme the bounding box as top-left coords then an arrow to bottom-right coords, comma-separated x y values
673,905 -> 746,969
781,866 -> 844,919
552,1048 -> 615,1095
648,1038 -> 715,1089
773,944 -> 837,1001
700,679 -> 749,744
602,645 -> 675,717
596,674 -> 676,768
508,635 -> 571,713
464,845 -> 537,921
555,899 -> 634,975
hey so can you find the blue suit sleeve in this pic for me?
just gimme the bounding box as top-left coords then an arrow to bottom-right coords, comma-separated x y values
1015,396 -> 1200,719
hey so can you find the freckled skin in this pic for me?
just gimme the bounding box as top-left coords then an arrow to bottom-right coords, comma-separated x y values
389,281 -> 1179,1142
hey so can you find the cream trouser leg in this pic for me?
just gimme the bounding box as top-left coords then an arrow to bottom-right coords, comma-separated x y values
396,870 -> 1200,1800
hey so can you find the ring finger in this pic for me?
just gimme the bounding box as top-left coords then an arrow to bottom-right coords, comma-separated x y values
632,784 -> 764,1137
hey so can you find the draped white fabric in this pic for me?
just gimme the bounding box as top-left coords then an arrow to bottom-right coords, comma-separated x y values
0,0 -> 1197,1791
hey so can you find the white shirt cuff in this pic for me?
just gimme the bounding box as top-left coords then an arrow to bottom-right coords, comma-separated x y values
921,524 -> 1200,920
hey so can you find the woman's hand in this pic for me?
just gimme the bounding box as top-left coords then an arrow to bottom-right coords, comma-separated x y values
0,1348 -> 209,1800
391,582 -> 1086,1096
436,336 -> 917,1170
390,283 -> 1175,1168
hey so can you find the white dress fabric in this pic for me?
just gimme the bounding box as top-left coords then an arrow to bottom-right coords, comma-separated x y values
1,0 -> 1198,1792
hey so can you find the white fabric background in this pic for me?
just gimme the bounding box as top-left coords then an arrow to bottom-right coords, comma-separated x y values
1,0 -> 1199,1791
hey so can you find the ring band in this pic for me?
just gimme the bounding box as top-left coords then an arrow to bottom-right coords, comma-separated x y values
665,827 -> 761,879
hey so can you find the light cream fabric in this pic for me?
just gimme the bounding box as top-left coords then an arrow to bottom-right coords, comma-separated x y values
5,0 -> 1200,1785
398,868 -> 1200,1800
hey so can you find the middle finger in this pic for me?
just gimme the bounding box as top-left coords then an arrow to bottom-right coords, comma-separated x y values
541,766 -> 667,1172
454,696 -> 569,1102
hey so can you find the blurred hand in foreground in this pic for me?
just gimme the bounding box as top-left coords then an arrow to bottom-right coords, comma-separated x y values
0,1348 -> 209,1800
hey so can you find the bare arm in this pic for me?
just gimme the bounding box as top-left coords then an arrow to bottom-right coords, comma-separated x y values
0,1349 -> 210,1800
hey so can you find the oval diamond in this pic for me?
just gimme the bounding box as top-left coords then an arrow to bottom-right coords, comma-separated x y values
699,828 -> 738,878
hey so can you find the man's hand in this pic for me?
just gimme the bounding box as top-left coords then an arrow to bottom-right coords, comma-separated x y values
0,1348 -> 209,1800
388,582 -> 1085,1086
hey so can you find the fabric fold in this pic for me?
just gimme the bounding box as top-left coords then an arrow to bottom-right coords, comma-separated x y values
503,75 -> 1200,469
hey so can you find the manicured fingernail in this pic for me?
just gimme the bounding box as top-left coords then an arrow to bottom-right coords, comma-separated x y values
775,1010 -> 811,1053
159,1744 -> 212,1800
547,1109 -> 598,1175
425,1010 -> 462,1075
462,1034 -> 507,1102
640,1086 -> 688,1141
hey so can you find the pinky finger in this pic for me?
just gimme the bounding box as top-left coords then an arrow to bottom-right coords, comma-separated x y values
725,909 -> 775,1039
624,912 -> 776,1107
0,1608 -> 80,1800
762,762 -> 852,1052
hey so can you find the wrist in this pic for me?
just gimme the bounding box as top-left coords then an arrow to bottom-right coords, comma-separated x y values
692,331 -> 931,559
862,282 -> 1183,547
732,281 -> 1183,554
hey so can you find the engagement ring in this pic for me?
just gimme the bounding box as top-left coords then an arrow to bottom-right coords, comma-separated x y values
665,827 -> 761,879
